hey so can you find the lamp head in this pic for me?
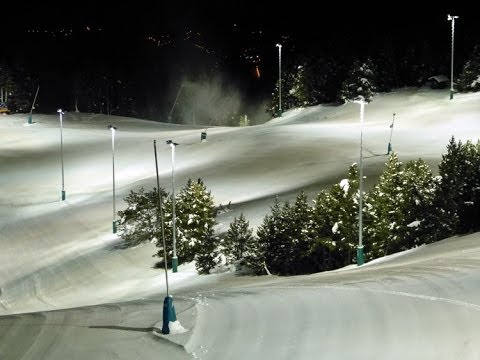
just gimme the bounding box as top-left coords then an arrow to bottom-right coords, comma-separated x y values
57,108 -> 63,113
447,14 -> 459,21
166,140 -> 179,147
107,125 -> 117,131
276,43 -> 282,49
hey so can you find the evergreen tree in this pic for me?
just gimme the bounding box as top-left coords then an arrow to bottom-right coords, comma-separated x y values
328,164 -> 360,263
222,213 -> 255,265
375,41 -> 399,92
288,57 -> 342,107
257,193 -> 314,276
398,47 -> 423,87
290,64 -> 309,107
174,179 -> 218,265
398,159 -> 440,249
312,164 -> 361,266
310,190 -> 337,271
364,153 -> 404,257
256,196 -> 288,274
339,58 -> 376,103
457,45 -> 480,93
434,137 -> 480,235
227,214 -> 264,273
195,225 -> 219,274
282,190 -> 314,274
442,139 -> 480,233
117,187 -> 169,249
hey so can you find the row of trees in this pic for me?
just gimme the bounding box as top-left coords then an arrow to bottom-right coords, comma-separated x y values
227,137 -> 480,275
269,44 -> 480,115
0,63 -> 38,113
118,136 -> 480,276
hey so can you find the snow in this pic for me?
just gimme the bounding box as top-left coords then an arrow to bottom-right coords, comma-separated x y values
407,220 -> 421,228
332,222 -> 339,234
2,88 -> 480,359
340,178 -> 349,192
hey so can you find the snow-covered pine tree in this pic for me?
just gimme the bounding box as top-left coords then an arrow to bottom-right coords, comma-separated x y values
222,213 -> 255,265
256,196 -> 291,275
339,58 -> 376,103
281,190 -> 314,275
325,164 -> 360,264
290,64 -> 309,108
435,137 -> 480,235
397,159 -> 440,249
174,178 -> 218,265
457,44 -> 480,93
118,187 -> 169,249
310,190 -> 338,271
431,137 -> 480,238
364,153 -> 405,258
194,224 -> 219,274
311,164 -> 361,266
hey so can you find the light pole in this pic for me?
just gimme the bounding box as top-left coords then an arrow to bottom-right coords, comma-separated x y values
58,109 -> 66,201
276,43 -> 282,117
166,139 -> 179,272
448,14 -> 459,100
356,100 -> 366,266
108,125 -> 118,233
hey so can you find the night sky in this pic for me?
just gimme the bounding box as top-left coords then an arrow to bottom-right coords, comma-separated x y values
3,1 -> 479,120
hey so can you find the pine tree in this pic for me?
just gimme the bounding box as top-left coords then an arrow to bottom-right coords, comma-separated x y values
457,45 -> 480,93
118,187 -> 169,249
222,213 -> 255,265
313,164 -> 361,266
434,137 -> 480,235
339,58 -> 376,103
397,159 -> 440,249
290,64 -> 309,107
330,164 -> 360,263
256,196 -> 288,275
310,190 -> 339,271
258,193 -> 313,276
364,153 -> 405,257
282,191 -> 314,274
195,225 -> 219,274
375,41 -> 399,92
451,140 -> 480,233
174,179 -> 218,267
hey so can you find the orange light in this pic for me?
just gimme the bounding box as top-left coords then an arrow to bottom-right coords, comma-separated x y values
255,65 -> 261,79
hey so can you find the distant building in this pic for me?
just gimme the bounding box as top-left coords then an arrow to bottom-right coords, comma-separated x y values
426,75 -> 450,89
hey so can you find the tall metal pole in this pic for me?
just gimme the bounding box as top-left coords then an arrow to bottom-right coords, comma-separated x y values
108,125 -> 118,233
28,86 -> 40,125
357,100 -> 365,266
167,140 -> 179,272
448,14 -> 459,100
58,109 -> 66,201
154,140 -> 169,296
388,113 -> 395,155
168,84 -> 183,123
276,43 -> 282,116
